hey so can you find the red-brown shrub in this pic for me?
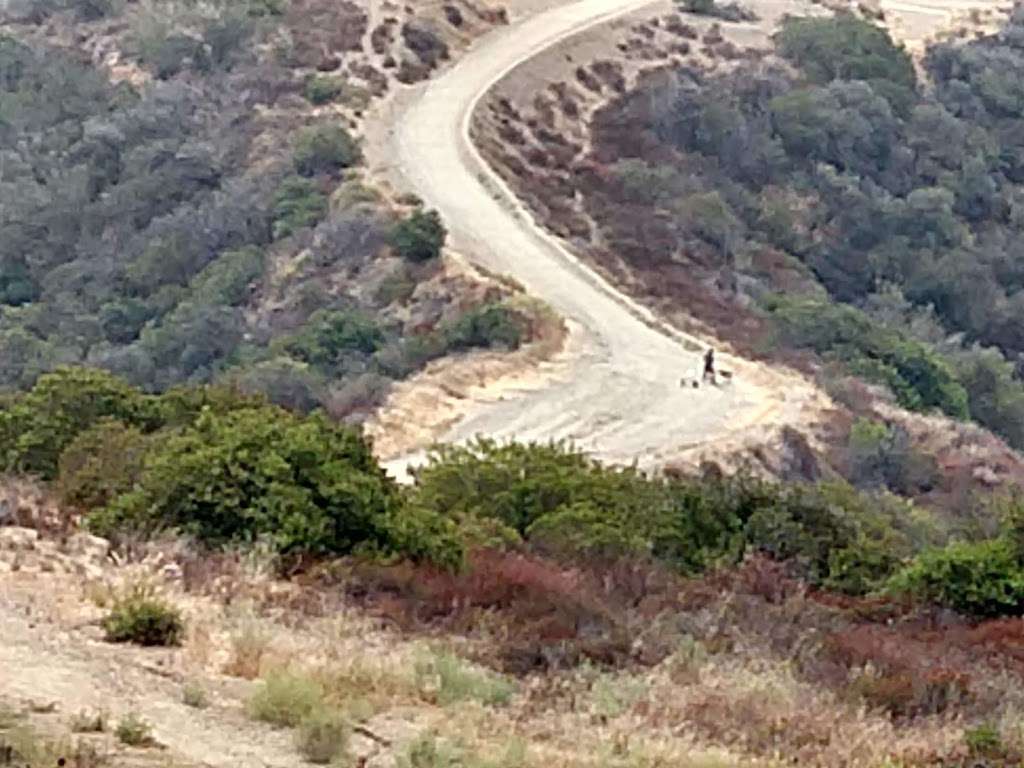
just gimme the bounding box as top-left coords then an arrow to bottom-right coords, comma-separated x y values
345,550 -> 677,673
825,627 -> 974,716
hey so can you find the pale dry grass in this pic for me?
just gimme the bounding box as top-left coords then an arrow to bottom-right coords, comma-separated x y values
162,564 -> 978,768
8,519 -> 1003,768
223,613 -> 276,679
547,632 -> 975,768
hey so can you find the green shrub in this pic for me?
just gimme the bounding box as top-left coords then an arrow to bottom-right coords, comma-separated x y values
373,333 -> 448,379
272,176 -> 328,239
115,713 -> 153,746
136,28 -> 206,80
675,0 -> 756,21
56,419 -> 149,511
409,438 -> 612,535
442,304 -> 525,351
68,0 -> 118,21
293,125 -> 361,177
409,439 -> 909,586
151,381 -> 267,428
182,681 -> 209,709
373,505 -> 465,571
202,11 -> 252,70
774,13 -> 916,92
88,406 -> 397,558
102,583 -> 185,647
999,490 -> 1024,560
0,367 -> 157,479
766,297 -> 969,419
888,539 -> 1024,618
189,246 -> 265,307
826,535 -> 906,595
414,651 -> 515,707
248,669 -> 325,727
244,0 -> 286,16
525,502 -> 649,560
304,75 -> 346,105
742,485 -> 861,585
389,209 -> 446,262
99,298 -> 153,344
649,476 -> 749,574
965,723 -> 1003,758
844,418 -> 938,495
224,357 -> 325,414
295,707 -> 349,764
281,309 -> 385,370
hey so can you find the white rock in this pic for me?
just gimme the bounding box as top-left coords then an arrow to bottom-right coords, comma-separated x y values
0,527 -> 39,551
66,532 -> 111,563
972,465 -> 1001,486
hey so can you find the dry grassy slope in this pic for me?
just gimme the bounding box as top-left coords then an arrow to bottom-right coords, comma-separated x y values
0,521 -> 763,768
5,516 -> 1022,768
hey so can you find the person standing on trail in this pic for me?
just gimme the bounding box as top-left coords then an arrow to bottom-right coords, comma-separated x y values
703,347 -> 716,384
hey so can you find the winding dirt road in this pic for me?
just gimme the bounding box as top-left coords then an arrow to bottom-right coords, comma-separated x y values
368,0 -> 1007,480
367,0 -> 829,480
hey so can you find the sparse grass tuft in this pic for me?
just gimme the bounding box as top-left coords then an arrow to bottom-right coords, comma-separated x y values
397,735 -> 464,768
2,724 -> 103,768
181,680 -> 209,709
247,668 -> 325,727
70,709 -> 106,733
415,650 -> 515,707
397,735 -> 528,768
295,706 -> 350,764
224,616 -> 274,679
966,722 -> 1004,757
314,656 -> 414,716
102,581 -> 184,647
83,580 -> 113,609
115,712 -> 154,747
0,703 -> 24,729
665,634 -> 709,684
587,668 -> 647,719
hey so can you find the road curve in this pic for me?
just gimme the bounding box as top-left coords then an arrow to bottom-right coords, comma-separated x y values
371,0 -> 814,480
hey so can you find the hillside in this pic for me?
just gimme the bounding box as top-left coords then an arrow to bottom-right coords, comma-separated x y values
5,373 -> 1024,767
9,1 -> 1024,767
467,0 -> 1024,510
0,0 -> 564,428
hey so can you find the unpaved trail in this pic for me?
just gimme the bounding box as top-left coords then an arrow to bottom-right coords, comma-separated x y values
0,572 -> 300,768
879,0 -> 1012,48
366,0 -> 828,480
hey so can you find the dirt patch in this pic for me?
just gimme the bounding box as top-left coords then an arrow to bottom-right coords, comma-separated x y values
366,251 -> 571,462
